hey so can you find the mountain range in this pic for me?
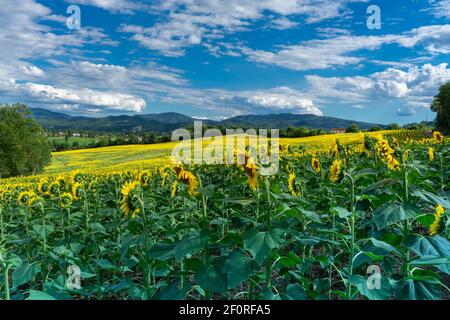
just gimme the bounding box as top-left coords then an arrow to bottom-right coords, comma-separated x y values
30,108 -> 383,132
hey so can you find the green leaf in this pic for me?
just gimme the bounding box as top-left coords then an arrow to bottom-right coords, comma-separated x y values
195,259 -> 228,294
243,228 -> 283,265
368,238 -> 400,254
412,191 -> 450,209
26,290 -> 57,300
348,275 -> 392,300
393,279 -> 441,300
173,231 -> 211,261
225,251 -> 258,289
153,280 -> 191,300
331,206 -> 352,219
405,235 -> 450,274
12,263 -> 40,289
32,224 -> 54,239
285,283 -> 307,300
148,243 -> 176,261
373,203 -> 419,229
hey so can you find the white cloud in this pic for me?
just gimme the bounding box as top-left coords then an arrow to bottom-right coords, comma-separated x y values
305,63 -> 450,114
427,0 -> 450,19
120,0 -> 367,56
213,87 -> 322,116
0,80 -> 146,112
65,0 -> 143,13
19,65 -> 45,77
243,24 -> 450,71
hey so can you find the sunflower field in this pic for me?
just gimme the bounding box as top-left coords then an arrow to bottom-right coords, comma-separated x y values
0,130 -> 448,300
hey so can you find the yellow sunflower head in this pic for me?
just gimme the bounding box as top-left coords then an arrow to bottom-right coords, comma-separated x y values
174,166 -> 199,196
433,131 -> 443,143
139,170 -> 151,187
48,181 -> 60,197
428,147 -> 435,161
60,192 -> 73,209
288,173 -> 301,197
120,181 -> 141,218
70,170 -> 84,184
171,180 -> 178,199
329,159 -> 342,183
72,181 -> 84,200
37,178 -> 51,195
17,190 -> 37,206
429,205 -> 445,236
386,154 -> 400,171
311,157 -> 321,173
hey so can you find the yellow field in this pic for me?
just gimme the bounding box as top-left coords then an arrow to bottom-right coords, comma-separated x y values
0,130 -> 398,185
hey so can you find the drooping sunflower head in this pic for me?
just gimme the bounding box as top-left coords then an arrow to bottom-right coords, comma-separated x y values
37,178 -> 50,195
311,157 -> 321,173
139,170 -> 151,187
60,192 -> 73,209
120,180 -> 141,218
47,181 -> 60,197
171,180 -> 178,199
55,175 -> 69,192
287,173 -> 301,197
433,131 -> 443,143
386,154 -> 400,171
245,162 -> 259,191
329,159 -> 342,183
174,166 -> 199,196
428,147 -> 435,161
17,190 -> 37,206
72,181 -> 84,200
70,170 -> 84,184
429,205 -> 445,236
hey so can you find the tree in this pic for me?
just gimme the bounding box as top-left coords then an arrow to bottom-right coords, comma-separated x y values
345,123 -> 360,133
0,104 -> 52,178
369,125 -> 382,132
387,123 -> 401,130
431,82 -> 450,134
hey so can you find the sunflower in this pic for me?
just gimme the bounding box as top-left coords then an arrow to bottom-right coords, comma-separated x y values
403,149 -> 409,162
72,181 -> 83,200
70,170 -> 84,184
429,205 -> 445,236
120,181 -> 141,218
17,191 -> 37,206
37,178 -> 50,195
386,154 -> 400,171
55,175 -> 69,192
287,173 -> 301,197
428,147 -> 435,161
47,181 -> 60,197
60,192 -> 73,209
171,181 -> 178,199
330,139 -> 339,158
433,131 -> 443,143
311,157 -> 321,173
139,170 -> 151,187
329,159 -> 342,183
173,165 -> 199,196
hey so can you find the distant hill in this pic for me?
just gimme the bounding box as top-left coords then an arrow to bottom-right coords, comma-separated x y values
30,108 -> 383,132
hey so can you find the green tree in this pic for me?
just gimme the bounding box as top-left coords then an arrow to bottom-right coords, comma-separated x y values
431,82 -> 450,134
345,123 -> 360,133
387,123 -> 401,130
0,104 -> 52,178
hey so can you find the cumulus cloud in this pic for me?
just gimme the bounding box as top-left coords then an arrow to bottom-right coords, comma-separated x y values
243,24 -> 450,71
305,63 -> 450,114
0,80 -> 146,112
213,87 -> 322,116
427,0 -> 450,19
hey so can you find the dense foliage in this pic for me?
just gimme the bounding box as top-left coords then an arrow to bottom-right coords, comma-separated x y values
0,130 -> 448,300
0,104 -> 51,178
431,82 -> 450,134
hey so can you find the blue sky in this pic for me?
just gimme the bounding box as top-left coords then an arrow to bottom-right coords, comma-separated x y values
0,0 -> 449,124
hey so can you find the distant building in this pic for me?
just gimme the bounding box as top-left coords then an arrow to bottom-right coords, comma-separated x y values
330,128 -> 346,134
73,133 -> 81,137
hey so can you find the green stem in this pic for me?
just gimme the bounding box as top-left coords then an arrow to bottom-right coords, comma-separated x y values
264,178 -> 272,231
4,264 -> 10,300
345,173 -> 356,300
139,197 -> 152,299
